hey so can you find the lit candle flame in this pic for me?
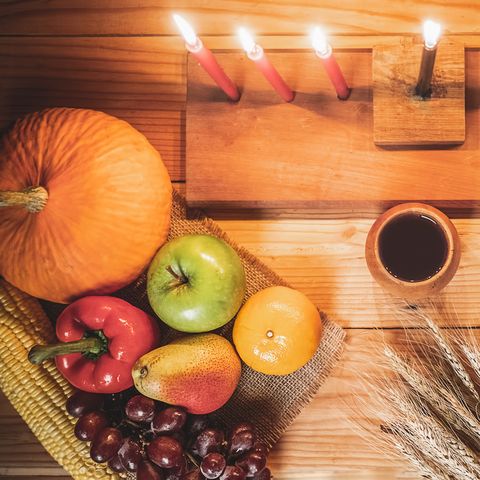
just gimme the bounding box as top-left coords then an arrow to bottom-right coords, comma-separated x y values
423,20 -> 442,49
238,27 -> 257,56
311,27 -> 331,58
172,14 -> 198,47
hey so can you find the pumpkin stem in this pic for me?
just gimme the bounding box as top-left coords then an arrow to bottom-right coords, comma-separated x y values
28,337 -> 104,365
0,186 -> 48,213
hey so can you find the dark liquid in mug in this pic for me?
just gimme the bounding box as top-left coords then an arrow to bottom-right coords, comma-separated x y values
378,213 -> 448,282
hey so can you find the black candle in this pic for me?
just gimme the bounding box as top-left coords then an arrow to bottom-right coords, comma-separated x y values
416,45 -> 437,97
415,20 -> 441,98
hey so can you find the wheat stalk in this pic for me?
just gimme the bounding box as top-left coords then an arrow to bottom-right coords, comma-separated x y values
382,384 -> 480,477
383,345 -> 480,443
349,300 -> 480,480
389,421 -> 478,480
462,343 -> 480,383
418,308 -> 480,402
377,382 -> 480,479
388,434 -> 453,480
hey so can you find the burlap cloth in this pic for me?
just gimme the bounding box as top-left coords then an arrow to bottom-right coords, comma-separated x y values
0,190 -> 345,479
115,190 -> 346,447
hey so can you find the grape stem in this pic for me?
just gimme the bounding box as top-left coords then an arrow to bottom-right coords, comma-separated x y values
185,451 -> 199,468
123,419 -> 143,430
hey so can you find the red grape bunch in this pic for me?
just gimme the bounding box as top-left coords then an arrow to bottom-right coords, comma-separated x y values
66,389 -> 272,479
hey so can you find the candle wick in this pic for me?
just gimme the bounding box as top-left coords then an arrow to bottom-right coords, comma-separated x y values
246,44 -> 264,61
185,37 -> 203,54
315,44 -> 332,60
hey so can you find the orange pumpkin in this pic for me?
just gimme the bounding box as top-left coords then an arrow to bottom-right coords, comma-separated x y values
0,108 -> 172,303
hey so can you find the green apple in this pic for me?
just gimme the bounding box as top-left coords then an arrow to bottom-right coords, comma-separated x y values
147,234 -> 246,333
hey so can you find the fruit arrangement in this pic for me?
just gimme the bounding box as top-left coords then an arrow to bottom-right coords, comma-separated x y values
67,388 -> 272,479
0,109 -> 326,480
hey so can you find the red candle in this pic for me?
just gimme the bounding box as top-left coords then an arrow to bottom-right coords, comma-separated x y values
173,14 -> 240,101
311,27 -> 350,100
238,28 -> 294,103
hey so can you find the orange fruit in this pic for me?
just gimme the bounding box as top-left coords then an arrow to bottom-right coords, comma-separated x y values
232,286 -> 322,375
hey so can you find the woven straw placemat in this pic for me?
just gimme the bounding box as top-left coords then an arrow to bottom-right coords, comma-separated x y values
0,190 -> 345,479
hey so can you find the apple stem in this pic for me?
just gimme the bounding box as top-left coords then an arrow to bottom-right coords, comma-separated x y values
166,264 -> 188,287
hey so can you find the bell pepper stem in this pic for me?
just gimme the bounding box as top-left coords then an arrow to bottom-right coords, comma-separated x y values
28,337 -> 104,365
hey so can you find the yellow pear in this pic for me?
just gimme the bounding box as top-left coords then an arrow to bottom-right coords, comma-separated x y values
132,333 -> 241,414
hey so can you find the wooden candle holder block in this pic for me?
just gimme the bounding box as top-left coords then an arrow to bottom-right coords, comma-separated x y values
186,50 -> 480,215
373,39 -> 465,146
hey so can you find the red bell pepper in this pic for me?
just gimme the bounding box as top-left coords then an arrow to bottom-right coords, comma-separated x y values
29,296 -> 161,393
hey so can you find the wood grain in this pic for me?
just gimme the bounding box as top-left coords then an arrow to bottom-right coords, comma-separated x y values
0,5 -> 479,478
213,214 -> 480,328
0,328 -> 428,479
0,36 -> 479,186
27,186 -> 480,330
0,1 -> 479,36
186,49 -> 479,212
0,36 -> 186,181
373,40 -> 465,145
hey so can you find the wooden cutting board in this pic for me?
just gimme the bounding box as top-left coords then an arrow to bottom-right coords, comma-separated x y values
186,47 -> 480,215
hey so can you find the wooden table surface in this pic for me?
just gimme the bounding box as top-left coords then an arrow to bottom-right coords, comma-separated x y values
1,1 -> 480,479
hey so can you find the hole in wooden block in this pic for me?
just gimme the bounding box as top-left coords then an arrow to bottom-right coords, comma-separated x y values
373,40 -> 465,146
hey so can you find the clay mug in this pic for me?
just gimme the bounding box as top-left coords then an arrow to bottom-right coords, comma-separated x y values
365,203 -> 461,300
